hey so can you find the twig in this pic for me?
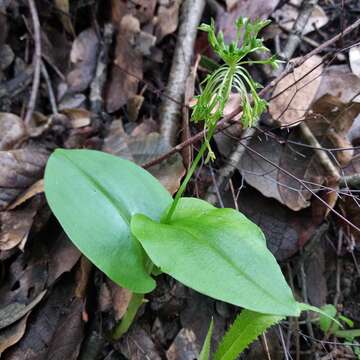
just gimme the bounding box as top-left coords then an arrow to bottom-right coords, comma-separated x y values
90,23 -> 114,116
280,0 -> 319,61
159,0 -> 206,146
24,0 -> 41,126
41,62 -> 58,115
299,122 -> 340,180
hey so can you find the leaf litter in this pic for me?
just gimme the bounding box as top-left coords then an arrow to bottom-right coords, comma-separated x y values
0,0 -> 360,358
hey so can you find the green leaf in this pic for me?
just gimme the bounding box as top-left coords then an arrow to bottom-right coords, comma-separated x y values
318,304 -> 338,333
214,309 -> 283,360
131,197 -> 300,316
199,318 -> 214,360
335,329 -> 360,339
44,149 -> 172,293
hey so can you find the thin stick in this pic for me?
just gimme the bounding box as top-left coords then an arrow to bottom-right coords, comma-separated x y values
159,0 -> 206,146
24,0 -> 42,126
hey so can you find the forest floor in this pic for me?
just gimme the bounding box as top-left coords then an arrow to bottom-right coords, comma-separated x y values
1,0 -> 360,359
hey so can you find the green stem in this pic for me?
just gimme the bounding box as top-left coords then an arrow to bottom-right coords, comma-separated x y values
163,125 -> 217,223
112,292 -> 144,340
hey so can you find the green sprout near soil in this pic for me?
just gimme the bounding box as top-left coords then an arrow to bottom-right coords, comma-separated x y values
44,18 -> 334,359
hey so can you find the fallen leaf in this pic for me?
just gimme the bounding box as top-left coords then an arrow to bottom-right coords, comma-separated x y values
166,328 -> 199,360
117,325 -> 161,360
0,112 -> 26,150
273,3 -> 329,35
0,198 -> 40,250
315,65 -> 360,103
349,46 -> 360,77
66,28 -> 99,93
269,55 -> 323,127
106,15 -> 143,113
8,179 -> 44,210
0,314 -> 29,354
103,120 -> 185,194
5,276 -> 84,360
155,0 -> 182,42
61,108 -> 91,128
240,129 -> 323,211
217,0 -> 279,42
0,148 -> 49,210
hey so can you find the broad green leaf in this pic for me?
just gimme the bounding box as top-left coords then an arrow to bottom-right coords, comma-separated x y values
214,310 -> 283,360
131,197 -> 300,316
44,149 -> 172,293
199,318 -> 214,360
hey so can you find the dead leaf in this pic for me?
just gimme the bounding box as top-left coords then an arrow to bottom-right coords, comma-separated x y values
61,108 -> 91,128
106,15 -> 143,113
0,148 -> 49,210
155,0 -> 182,42
117,325 -> 161,360
166,328 -> 199,360
67,28 -> 99,93
8,179 -> 44,210
349,46 -> 360,77
0,314 -> 29,354
103,120 -> 185,194
0,290 -> 46,330
0,112 -> 26,150
269,55 -> 323,127
0,198 -> 40,250
5,277 -> 83,360
273,3 -> 329,35
217,0 -> 279,42
240,130 -> 322,211
316,65 -> 360,103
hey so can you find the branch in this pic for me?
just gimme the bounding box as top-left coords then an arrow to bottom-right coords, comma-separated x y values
24,0 -> 42,126
159,0 -> 206,146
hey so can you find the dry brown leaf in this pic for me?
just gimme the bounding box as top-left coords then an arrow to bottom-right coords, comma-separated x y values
0,113 -> 26,150
273,3 -> 328,34
106,15 -> 143,113
103,120 -> 185,194
8,179 -> 44,210
155,0 -> 181,42
66,28 -> 99,93
0,148 -> 49,210
166,328 -> 199,360
316,65 -> 360,103
0,198 -> 40,251
269,55 -> 323,127
240,130 -> 322,211
349,46 -> 360,77
61,108 -> 91,128
0,314 -> 29,354
217,0 -> 279,42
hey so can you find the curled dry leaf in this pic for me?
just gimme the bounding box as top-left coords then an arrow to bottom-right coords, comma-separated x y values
273,3 -> 328,35
269,55 -> 323,127
349,46 -> 360,77
0,198 -> 40,251
0,314 -> 29,354
103,120 -> 185,194
0,148 -> 49,210
0,112 -> 26,150
67,28 -> 99,93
